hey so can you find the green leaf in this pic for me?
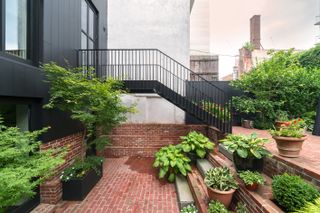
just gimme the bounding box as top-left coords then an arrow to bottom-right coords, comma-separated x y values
168,173 -> 175,182
159,168 -> 167,179
236,149 -> 248,158
196,149 -> 206,158
153,160 -> 159,168
205,142 -> 214,150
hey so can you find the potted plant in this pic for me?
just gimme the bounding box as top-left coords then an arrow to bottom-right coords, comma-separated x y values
270,119 -> 307,158
61,156 -> 103,200
180,204 -> 199,213
220,133 -> 272,172
153,145 -> 192,182
207,200 -> 228,213
234,202 -> 250,213
239,170 -> 265,191
275,110 -> 290,130
204,167 -> 238,208
178,131 -> 214,164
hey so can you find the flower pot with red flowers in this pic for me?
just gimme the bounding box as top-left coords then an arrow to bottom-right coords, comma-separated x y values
275,110 -> 290,130
239,170 -> 264,191
270,119 -> 307,158
204,167 -> 238,208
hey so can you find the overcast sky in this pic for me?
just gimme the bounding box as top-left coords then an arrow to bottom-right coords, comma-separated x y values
209,0 -> 319,79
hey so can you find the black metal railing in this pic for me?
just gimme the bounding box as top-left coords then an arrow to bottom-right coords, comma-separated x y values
78,49 -> 232,133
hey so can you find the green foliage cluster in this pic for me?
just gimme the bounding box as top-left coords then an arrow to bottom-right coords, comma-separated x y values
43,63 -> 134,151
204,167 -> 238,191
239,171 -> 264,185
272,173 -> 320,212
180,204 -> 199,213
200,101 -> 232,121
60,156 -> 103,182
178,131 -> 214,159
0,117 -> 65,209
220,133 -> 272,159
270,119 -> 305,138
207,200 -> 228,213
235,202 -> 250,213
231,49 -> 320,129
298,44 -> 320,69
153,145 -> 192,182
294,197 -> 320,213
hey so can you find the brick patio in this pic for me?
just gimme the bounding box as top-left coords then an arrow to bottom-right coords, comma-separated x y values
32,157 -> 179,213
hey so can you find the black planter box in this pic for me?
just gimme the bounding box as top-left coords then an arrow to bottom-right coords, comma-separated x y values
233,152 -> 264,172
62,162 -> 103,201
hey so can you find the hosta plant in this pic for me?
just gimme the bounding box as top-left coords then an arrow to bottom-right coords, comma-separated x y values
178,131 -> 214,158
220,133 -> 272,159
239,171 -> 264,185
207,200 -> 228,213
180,204 -> 199,213
204,167 -> 238,191
153,145 -> 191,182
235,202 -> 250,213
272,173 -> 320,212
294,197 -> 320,213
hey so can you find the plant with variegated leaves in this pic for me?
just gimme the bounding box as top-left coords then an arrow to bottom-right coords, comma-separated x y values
178,131 -> 214,158
153,145 -> 191,182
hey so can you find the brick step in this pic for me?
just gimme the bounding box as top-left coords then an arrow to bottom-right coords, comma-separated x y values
187,167 -> 210,213
102,146 -> 161,158
206,153 -> 283,213
175,175 -> 195,210
108,135 -> 180,147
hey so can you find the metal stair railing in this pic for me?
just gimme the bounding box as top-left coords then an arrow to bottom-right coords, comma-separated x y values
78,49 -> 232,133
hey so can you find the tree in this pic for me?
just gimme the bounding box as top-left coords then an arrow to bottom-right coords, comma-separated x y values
0,118 -> 65,210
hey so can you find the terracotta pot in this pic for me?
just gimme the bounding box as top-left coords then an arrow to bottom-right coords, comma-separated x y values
242,120 -> 254,129
245,183 -> 259,191
272,135 -> 307,158
275,121 -> 290,130
207,187 -> 235,208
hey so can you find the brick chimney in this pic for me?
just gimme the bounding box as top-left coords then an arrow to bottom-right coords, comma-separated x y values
250,15 -> 261,50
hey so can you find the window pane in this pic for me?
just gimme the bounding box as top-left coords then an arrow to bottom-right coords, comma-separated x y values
0,104 -> 30,131
88,39 -> 94,50
5,0 -> 28,59
81,32 -> 87,49
88,8 -> 94,38
81,0 -> 87,32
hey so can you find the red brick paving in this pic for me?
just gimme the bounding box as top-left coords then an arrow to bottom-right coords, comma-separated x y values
233,126 -> 320,179
32,157 -> 179,213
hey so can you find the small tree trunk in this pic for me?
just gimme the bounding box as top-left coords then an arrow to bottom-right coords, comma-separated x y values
313,97 -> 320,136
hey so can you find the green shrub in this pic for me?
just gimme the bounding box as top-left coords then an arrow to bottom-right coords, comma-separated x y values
220,133 -> 271,159
272,173 -> 320,212
60,156 -> 103,182
207,200 -> 228,213
231,49 -> 320,129
204,167 -> 238,191
178,131 -> 214,158
294,197 -> 320,213
180,204 -> 199,213
153,145 -> 191,182
239,171 -> 264,185
235,202 -> 250,213
0,117 -> 65,210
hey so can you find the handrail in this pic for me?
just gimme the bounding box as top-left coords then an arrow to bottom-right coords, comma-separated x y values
77,49 -> 232,133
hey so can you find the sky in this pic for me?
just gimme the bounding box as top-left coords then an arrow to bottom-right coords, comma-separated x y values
207,0 -> 319,79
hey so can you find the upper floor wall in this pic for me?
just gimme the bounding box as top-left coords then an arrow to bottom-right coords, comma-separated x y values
107,0 -> 190,67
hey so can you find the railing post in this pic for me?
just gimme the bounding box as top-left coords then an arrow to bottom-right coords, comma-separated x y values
313,97 -> 320,136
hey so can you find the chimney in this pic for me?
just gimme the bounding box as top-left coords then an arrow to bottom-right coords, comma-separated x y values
250,15 -> 261,50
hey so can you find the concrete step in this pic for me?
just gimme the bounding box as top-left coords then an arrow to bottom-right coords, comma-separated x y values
175,175 -> 195,210
196,159 -> 213,177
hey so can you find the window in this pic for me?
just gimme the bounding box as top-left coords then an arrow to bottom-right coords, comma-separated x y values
4,0 -> 28,59
81,0 -> 98,50
0,103 -> 30,131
